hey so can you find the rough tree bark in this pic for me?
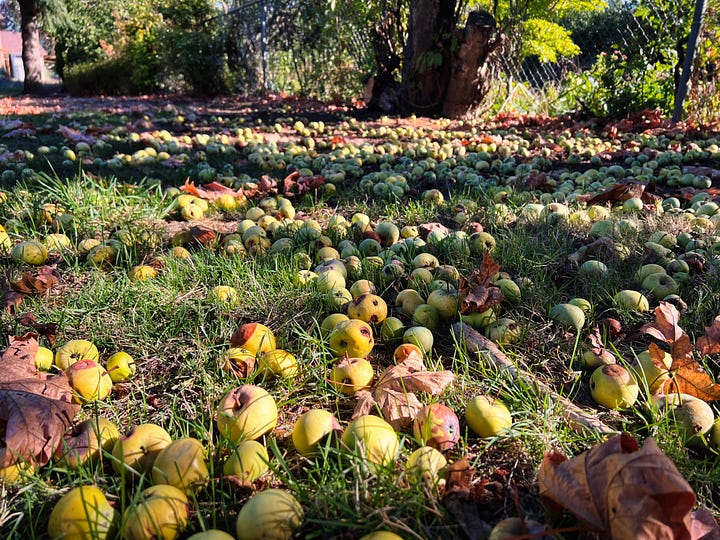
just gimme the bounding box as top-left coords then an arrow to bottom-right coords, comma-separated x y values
399,0 -> 502,118
18,0 -> 45,94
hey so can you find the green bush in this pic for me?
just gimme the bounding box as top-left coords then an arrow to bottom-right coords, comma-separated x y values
63,57 -> 141,96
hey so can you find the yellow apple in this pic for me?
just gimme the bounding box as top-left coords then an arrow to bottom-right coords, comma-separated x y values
55,339 -> 99,370
230,323 -> 276,355
223,440 -> 270,482
67,360 -> 113,403
123,484 -> 189,540
236,489 -> 304,540
257,349 -> 299,379
216,385 -> 278,443
48,485 -> 116,540
341,415 -> 399,467
465,396 -> 513,438
112,423 -> 173,476
328,319 -> 374,358
106,351 -> 136,383
589,364 -> 639,409
291,409 -> 342,456
152,437 -> 209,494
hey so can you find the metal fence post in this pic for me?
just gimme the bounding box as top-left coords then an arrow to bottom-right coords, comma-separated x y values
672,0 -> 707,122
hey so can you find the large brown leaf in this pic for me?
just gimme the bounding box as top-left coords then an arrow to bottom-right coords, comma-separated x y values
10,266 -> 59,294
352,350 -> 455,429
538,433 -> 718,540
642,302 -> 720,401
0,336 -> 80,467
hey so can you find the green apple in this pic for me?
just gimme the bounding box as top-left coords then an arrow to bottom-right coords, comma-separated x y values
641,273 -> 679,298
460,308 -> 497,331
412,253 -> 439,270
589,364 -> 639,409
484,318 -> 521,344
579,260 -> 608,278
549,303 -> 585,330
349,279 -> 376,298
630,348 -> 672,392
613,290 -> 650,312
375,221 -> 400,246
465,396 -> 512,438
426,289 -> 459,320
325,287 -> 353,311
380,317 -> 405,341
494,278 -> 521,305
403,326 -> 434,353
395,289 -> 426,317
412,304 -> 440,330
106,351 -> 136,383
469,232 -> 496,254
635,264 -> 666,285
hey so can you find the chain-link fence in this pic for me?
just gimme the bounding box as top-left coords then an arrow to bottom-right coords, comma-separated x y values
215,0 -> 718,120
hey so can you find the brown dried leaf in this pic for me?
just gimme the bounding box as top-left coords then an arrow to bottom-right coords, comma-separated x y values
2,335 -> 44,381
588,326 -> 616,365
418,222 -> 450,239
459,253 -> 504,315
695,316 -> 720,356
538,434 -> 702,539
188,226 -> 217,246
10,266 -> 59,294
585,182 -> 646,206
3,291 -> 25,312
17,313 -> 58,345
642,302 -> 694,364
282,171 -> 324,197
660,357 -> 720,402
352,354 -> 456,429
0,337 -> 80,467
442,458 -> 487,540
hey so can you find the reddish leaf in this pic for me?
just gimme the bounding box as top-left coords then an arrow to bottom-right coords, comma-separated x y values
10,266 -> 59,294
585,182 -> 647,206
538,434 -> 717,539
642,302 -> 694,365
282,171 -> 324,197
695,316 -> 720,356
418,222 -> 450,239
588,325 -> 616,365
660,357 -> 720,402
459,253 -> 503,315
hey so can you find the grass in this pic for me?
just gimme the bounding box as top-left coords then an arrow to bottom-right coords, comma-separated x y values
1,104 -> 720,538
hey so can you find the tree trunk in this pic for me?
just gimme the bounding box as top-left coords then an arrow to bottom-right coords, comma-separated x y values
400,1 -> 502,118
442,11 -> 501,118
18,0 -> 45,94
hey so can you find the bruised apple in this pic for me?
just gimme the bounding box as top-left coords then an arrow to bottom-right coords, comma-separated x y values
230,323 -> 276,355
222,347 -> 256,378
328,319 -> 374,358
67,360 -> 113,403
330,357 -> 374,395
55,417 -> 121,469
589,364 -> 639,409
412,403 -> 460,451
347,293 -> 388,324
216,385 -> 278,442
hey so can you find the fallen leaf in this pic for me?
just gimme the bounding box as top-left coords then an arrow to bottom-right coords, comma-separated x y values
0,337 -> 80,468
588,325 -> 616,365
10,266 -> 59,294
3,291 -> 25,312
352,350 -> 455,429
419,222 -> 450,239
585,181 -> 647,206
642,302 -> 720,401
459,253 -> 504,315
16,313 -> 58,345
538,433 -> 718,540
442,458 -> 489,540
281,171 -> 324,197
695,316 -> 720,356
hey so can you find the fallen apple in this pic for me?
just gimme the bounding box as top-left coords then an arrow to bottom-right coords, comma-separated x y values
216,385 -> 278,442
123,484 -> 189,540
328,319 -> 374,358
347,293 -> 388,324
236,489 -> 304,540
55,339 -> 100,370
380,316 -> 405,341
406,446 -> 447,487
34,345 -> 54,371
257,349 -> 299,379
402,326 -> 433,354
223,440 -> 270,482
67,359 -> 113,403
152,437 -> 210,494
488,517 -> 549,540
230,322 -> 276,355
48,485 -> 116,540
291,409 -> 342,456
589,364 -> 639,409
412,403 -> 460,451
106,351 -> 136,383
330,357 -> 374,395
630,348 -> 672,393
112,423 -> 173,476
186,531 -> 236,540
341,415 -> 399,467
222,347 -> 256,378
549,303 -> 585,331
613,289 -> 650,312
55,417 -> 120,469
465,395 -> 513,438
